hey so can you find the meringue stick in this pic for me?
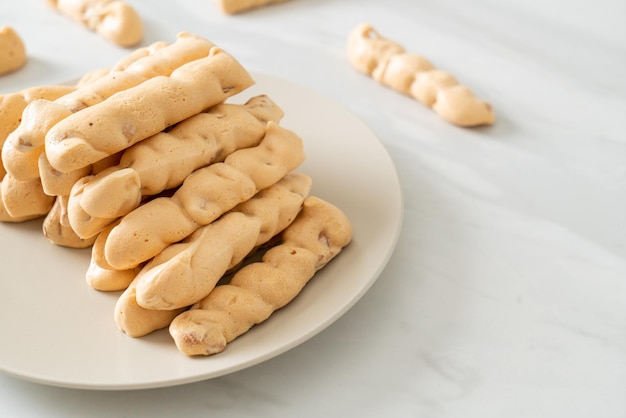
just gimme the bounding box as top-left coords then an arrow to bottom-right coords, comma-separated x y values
0,90 -> 67,222
117,32 -> 215,79
46,47 -> 255,174
67,94 -> 284,239
40,153 -> 121,243
0,199 -> 36,223
217,0 -> 290,14
38,151 -> 122,198
113,249 -> 255,337
42,196 -> 97,248
104,121 -> 305,271
2,32 -> 216,181
87,261 -> 142,292
71,41 -> 170,88
2,100 -> 73,181
86,222 -> 142,291
135,172 -> 312,311
0,85 -> 75,178
114,278 -> 186,338
0,177 -> 49,222
0,174 -> 55,221
115,173 -> 311,336
169,196 -> 353,356
110,41 -> 169,73
347,23 -> 494,127
46,0 -> 143,47
75,68 -> 112,87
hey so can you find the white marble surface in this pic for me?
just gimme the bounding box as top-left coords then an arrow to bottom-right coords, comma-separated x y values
1,0 -> 625,416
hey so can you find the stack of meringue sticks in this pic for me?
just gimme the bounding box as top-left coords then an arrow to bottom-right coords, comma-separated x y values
0,32 -> 352,357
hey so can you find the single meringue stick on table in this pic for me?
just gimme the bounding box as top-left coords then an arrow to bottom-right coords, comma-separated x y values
347,23 -> 495,127
46,0 -> 144,47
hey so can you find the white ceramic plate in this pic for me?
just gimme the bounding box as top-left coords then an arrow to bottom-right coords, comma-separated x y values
0,73 -> 403,390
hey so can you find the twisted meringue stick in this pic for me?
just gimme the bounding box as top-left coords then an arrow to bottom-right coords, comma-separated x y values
103,121 -> 305,271
0,98 -> 73,220
42,196 -> 97,248
45,47 -> 254,174
0,85 -> 74,222
1,37 -> 212,222
41,154 -> 121,247
170,196 -> 352,356
0,85 -> 74,176
67,95 -> 284,239
46,0 -> 143,47
2,32 -> 216,186
347,23 -> 494,127
0,177 -> 54,222
114,173 -> 312,337
86,221 -> 143,291
1,132 -> 122,223
38,150 -> 122,203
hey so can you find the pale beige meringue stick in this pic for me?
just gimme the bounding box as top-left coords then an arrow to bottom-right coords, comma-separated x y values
71,41 -> 169,90
42,196 -> 97,248
66,94 -> 284,239
114,279 -> 186,338
86,222 -> 143,291
347,23 -> 495,127
0,84 -> 75,222
72,41 -> 170,90
0,198 -> 37,223
135,172 -> 312,311
75,68 -> 111,87
2,32 -> 216,182
103,121 -> 305,271
3,99 -> 74,181
0,101 -> 73,220
0,26 -> 26,75
170,196 -> 352,356
217,0 -> 290,14
41,153 -> 122,247
38,151 -> 122,198
45,47 -> 254,174
110,41 -> 169,72
1,119 -> 119,223
0,84 -> 75,179
115,173 -> 311,337
46,0 -> 143,47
